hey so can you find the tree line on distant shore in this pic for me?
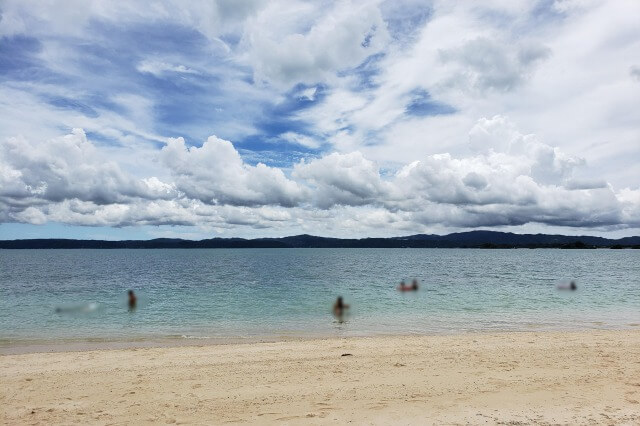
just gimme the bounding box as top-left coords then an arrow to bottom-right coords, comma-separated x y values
1,231 -> 639,249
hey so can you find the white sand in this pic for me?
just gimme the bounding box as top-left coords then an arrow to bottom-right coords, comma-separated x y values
2,330 -> 640,424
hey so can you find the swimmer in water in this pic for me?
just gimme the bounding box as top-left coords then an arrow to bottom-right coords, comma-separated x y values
557,280 -> 578,291
128,290 -> 137,310
411,279 -> 419,291
398,279 -> 419,292
54,302 -> 98,314
333,296 -> 349,321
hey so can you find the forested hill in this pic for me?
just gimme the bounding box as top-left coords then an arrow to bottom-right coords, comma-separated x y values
1,231 -> 639,249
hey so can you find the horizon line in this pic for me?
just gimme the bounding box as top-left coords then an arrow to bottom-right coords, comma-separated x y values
1,230 -> 639,243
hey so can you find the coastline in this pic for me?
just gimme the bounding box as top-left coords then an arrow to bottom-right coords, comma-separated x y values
3,321 -> 640,355
2,329 -> 639,424
0,333 -> 343,356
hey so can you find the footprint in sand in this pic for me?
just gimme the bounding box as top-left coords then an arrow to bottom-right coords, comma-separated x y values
275,416 -> 301,421
367,403 -> 387,410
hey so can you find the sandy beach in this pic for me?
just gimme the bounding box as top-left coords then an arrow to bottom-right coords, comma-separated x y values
2,330 -> 640,425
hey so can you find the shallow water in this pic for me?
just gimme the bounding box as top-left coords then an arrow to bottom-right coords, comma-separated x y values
1,248 -> 638,345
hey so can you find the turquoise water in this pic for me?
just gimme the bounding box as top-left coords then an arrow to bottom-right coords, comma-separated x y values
1,249 -> 639,345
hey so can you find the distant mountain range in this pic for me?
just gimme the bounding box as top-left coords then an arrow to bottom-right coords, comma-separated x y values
1,231 -> 639,249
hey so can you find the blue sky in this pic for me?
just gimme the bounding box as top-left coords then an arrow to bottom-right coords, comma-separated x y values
0,0 -> 639,239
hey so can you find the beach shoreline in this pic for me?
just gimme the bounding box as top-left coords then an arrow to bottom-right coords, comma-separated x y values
2,329 -> 640,424
3,323 -> 640,355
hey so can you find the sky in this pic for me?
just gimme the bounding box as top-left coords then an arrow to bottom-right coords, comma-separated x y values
0,0 -> 639,240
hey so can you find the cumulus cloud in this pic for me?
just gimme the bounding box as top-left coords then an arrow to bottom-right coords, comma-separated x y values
1,118 -> 638,232
617,188 -> 640,227
380,116 -> 620,229
288,116 -> 633,230
468,115 -> 584,185
11,206 -> 47,225
462,172 -> 488,190
160,135 -> 306,207
0,129 -> 175,207
293,152 -> 390,208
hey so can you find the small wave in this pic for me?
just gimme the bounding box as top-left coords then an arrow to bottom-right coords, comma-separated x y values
180,335 -> 213,340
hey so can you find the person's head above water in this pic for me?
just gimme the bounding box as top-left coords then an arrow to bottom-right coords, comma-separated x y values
128,290 -> 137,308
411,279 -> 419,290
570,281 -> 577,290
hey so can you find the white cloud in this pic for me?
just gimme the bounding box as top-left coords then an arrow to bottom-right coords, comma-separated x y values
160,135 -> 306,207
243,0 -> 390,87
0,129 -> 175,208
468,115 -> 584,185
298,86 -> 317,101
438,37 -> 551,93
293,151 -> 390,208
137,60 -> 200,76
278,132 -> 320,149
0,0 -> 265,40
10,206 -> 47,225
291,0 -> 639,193
1,118 -> 638,233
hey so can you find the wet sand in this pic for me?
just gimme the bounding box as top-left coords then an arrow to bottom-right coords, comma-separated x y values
2,330 -> 640,424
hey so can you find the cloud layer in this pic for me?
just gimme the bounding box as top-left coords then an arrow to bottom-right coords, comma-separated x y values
2,116 -> 638,235
0,0 -> 639,237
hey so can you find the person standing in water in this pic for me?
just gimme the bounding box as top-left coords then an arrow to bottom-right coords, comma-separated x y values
128,290 -> 137,310
333,296 -> 349,322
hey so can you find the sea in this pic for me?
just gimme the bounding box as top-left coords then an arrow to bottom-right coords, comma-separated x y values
1,248 -> 638,348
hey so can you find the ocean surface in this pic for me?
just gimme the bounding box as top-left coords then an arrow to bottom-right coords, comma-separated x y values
1,248 -> 639,347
